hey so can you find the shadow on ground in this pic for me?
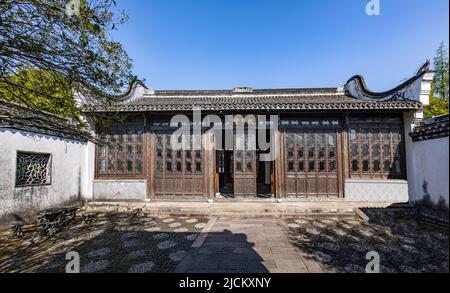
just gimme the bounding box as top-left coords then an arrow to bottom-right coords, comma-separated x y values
0,213 -> 267,273
176,229 -> 269,273
286,208 -> 449,273
0,213 -> 209,273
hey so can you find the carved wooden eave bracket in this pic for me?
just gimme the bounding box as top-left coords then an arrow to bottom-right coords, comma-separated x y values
344,60 -> 435,104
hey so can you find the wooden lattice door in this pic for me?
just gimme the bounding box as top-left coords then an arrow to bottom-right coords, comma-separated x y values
233,131 -> 257,197
154,132 -> 204,198
284,130 -> 339,198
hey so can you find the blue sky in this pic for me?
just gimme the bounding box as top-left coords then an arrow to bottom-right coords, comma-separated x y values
111,0 -> 449,91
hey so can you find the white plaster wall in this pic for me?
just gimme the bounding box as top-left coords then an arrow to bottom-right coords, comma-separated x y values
82,141 -> 96,201
0,129 -> 90,219
93,180 -> 147,200
408,136 -> 449,207
404,111 -> 416,202
345,180 -> 409,202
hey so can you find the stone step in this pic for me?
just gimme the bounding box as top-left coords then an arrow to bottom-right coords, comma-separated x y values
85,202 -> 362,220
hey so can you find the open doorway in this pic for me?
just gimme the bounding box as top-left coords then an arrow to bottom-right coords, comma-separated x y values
257,154 -> 273,198
216,150 -> 234,198
215,126 -> 274,199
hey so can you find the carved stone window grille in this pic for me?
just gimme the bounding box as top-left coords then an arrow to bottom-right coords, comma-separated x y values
16,152 -> 52,187
349,117 -> 405,179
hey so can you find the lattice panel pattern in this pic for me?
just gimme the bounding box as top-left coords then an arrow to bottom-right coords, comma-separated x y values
16,152 -> 51,187
97,125 -> 145,177
155,132 -> 204,197
284,130 -> 339,197
349,117 -> 405,179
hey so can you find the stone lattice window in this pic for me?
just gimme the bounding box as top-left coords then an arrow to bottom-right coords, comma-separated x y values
16,152 -> 52,187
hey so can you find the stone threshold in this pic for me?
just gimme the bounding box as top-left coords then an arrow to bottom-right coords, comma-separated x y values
84,201 -> 394,220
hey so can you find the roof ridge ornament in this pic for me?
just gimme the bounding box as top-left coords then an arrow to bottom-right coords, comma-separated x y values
75,78 -> 153,107
344,60 -> 434,103
232,87 -> 254,94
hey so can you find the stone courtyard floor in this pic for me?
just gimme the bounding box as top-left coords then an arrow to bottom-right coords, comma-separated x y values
0,212 -> 209,273
0,207 -> 448,273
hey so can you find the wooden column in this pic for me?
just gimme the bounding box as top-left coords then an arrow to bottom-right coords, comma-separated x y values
203,131 -> 215,199
340,113 -> 350,198
147,131 -> 156,199
275,129 -> 285,199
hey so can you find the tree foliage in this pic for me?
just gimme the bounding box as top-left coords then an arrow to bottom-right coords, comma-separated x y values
432,42 -> 449,102
0,68 -> 81,120
424,42 -> 449,118
424,96 -> 449,118
0,0 -> 134,121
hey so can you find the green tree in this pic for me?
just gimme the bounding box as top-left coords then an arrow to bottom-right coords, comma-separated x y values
424,42 -> 449,118
432,42 -> 449,102
424,96 -> 449,118
0,0 -> 134,124
0,68 -> 81,120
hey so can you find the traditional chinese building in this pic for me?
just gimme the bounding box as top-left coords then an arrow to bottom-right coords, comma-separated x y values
83,61 -> 434,202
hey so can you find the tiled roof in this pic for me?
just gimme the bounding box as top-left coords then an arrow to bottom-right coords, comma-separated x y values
0,99 -> 91,142
410,115 -> 449,142
84,61 -> 432,113
89,87 -> 422,112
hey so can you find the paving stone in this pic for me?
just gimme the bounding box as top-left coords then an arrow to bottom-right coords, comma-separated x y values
219,260 -> 248,270
305,228 -> 321,236
313,251 -> 333,263
88,247 -> 111,258
190,260 -> 220,270
92,238 -> 107,246
157,240 -> 177,250
185,233 -> 199,241
274,259 -> 308,273
144,227 -> 161,232
198,247 -> 223,255
231,247 -> 257,255
120,232 -> 138,240
127,250 -> 146,260
122,239 -> 141,248
312,221 -> 328,229
174,228 -> 189,233
203,241 -> 248,248
169,250 -> 187,262
169,222 -> 182,228
195,223 -> 207,229
81,260 -> 110,273
152,233 -> 169,240
344,264 -> 365,273
128,261 -> 155,273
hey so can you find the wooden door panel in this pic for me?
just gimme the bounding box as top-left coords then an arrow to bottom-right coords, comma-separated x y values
174,177 -> 183,194
286,177 -> 296,195
233,132 -> 256,197
155,179 -> 164,195
193,177 -> 204,195
153,132 -> 206,198
284,129 -> 340,198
